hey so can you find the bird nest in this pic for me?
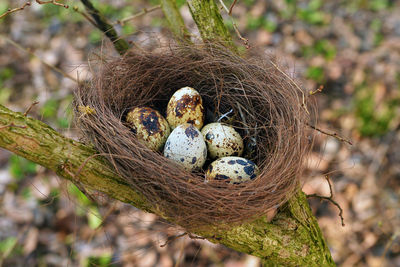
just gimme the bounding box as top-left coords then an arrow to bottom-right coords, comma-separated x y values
74,44 -> 312,230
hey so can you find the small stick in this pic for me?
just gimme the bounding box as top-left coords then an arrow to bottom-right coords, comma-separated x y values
35,0 -> 69,8
160,232 -> 206,247
309,85 -> 324,96
72,6 -> 96,26
0,35 -> 78,83
116,5 -> 161,25
228,0 -> 238,15
218,0 -> 249,48
270,61 -> 310,115
0,2 -> 31,20
24,101 -> 39,116
307,123 -> 353,145
307,175 -> 345,227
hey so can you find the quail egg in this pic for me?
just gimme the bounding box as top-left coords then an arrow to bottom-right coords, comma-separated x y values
126,107 -> 170,151
201,123 -> 244,159
164,123 -> 207,171
206,156 -> 259,184
166,87 -> 204,129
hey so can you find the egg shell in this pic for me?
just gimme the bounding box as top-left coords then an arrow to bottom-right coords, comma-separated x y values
164,123 -> 207,171
166,87 -> 204,129
206,156 -> 259,184
201,123 -> 244,159
126,107 -> 170,151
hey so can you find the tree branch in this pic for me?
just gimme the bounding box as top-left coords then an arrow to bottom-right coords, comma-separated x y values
80,0 -> 129,55
187,0 -> 236,51
160,0 -> 191,41
0,103 -> 335,266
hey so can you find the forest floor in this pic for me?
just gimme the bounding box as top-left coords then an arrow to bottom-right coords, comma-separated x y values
0,0 -> 399,266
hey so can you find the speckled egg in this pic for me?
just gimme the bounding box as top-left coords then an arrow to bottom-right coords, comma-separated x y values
201,123 -> 244,159
166,87 -> 204,129
206,156 -> 259,184
163,123 -> 207,171
126,107 -> 170,151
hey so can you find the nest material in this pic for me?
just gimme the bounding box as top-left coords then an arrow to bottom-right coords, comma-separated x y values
74,44 -> 312,230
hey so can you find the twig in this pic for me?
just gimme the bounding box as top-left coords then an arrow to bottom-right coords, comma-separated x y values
24,101 -> 39,116
270,61 -> 310,115
0,35 -> 78,83
307,123 -> 353,145
380,231 -> 399,264
228,0 -> 238,15
160,233 -> 187,247
72,6 -> 96,26
307,176 -> 345,227
160,232 -> 206,247
35,0 -> 69,8
309,85 -> 324,96
0,123 -> 27,130
116,5 -> 161,25
0,2 -> 31,20
218,0 -> 249,48
80,0 -> 130,55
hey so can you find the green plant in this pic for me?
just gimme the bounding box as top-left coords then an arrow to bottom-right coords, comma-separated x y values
9,154 -> 37,180
354,84 -> 399,137
306,66 -> 325,83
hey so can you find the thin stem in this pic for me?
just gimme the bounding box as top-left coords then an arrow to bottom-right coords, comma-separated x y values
116,5 -> 161,25
0,2 -> 31,20
80,0 -> 130,55
0,35 -> 78,83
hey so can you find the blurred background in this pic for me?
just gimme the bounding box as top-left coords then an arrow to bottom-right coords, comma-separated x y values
0,0 -> 399,266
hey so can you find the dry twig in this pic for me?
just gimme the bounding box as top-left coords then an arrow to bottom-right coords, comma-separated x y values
228,0 -> 238,15
160,232 -> 206,247
306,175 -> 345,227
72,6 -> 96,25
0,2 -> 31,20
307,123 -> 353,145
116,5 -> 161,25
218,0 -> 249,48
0,35 -> 78,83
24,101 -> 39,116
270,61 -> 310,115
309,85 -> 324,96
35,0 -> 69,8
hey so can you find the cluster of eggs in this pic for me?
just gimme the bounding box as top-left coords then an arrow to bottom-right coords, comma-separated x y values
126,87 -> 259,184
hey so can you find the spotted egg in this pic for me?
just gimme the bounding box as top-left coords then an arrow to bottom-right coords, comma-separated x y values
201,123 -> 244,159
163,123 -> 207,171
126,107 -> 170,151
166,87 -> 204,129
205,156 -> 259,184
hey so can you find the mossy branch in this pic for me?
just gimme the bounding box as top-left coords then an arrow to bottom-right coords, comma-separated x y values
0,104 -> 334,266
160,0 -> 191,41
187,0 -> 236,51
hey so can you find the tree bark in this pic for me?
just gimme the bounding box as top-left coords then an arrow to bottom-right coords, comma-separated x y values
0,1 -> 336,265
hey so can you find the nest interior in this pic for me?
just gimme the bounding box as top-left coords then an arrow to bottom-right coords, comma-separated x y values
74,44 -> 312,230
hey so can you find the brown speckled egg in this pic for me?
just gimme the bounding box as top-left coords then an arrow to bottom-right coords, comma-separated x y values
201,123 -> 244,159
126,107 -> 170,151
166,87 -> 204,129
163,123 -> 207,171
206,156 -> 259,184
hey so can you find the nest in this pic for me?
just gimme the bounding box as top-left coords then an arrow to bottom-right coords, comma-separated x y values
74,44 -> 312,230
